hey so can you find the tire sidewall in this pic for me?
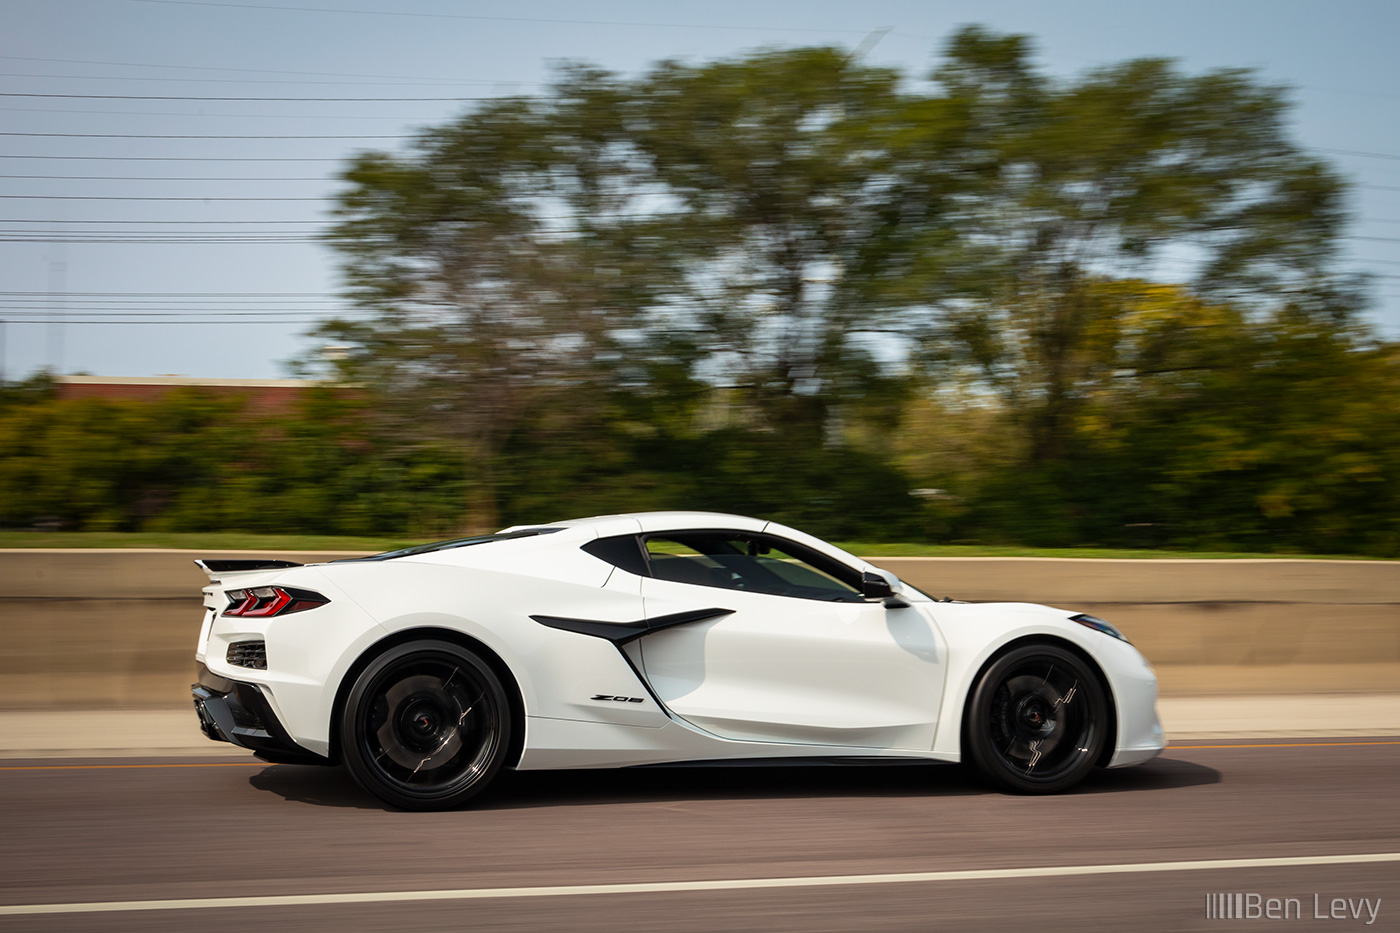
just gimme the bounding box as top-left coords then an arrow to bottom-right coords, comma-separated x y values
340,639 -> 511,811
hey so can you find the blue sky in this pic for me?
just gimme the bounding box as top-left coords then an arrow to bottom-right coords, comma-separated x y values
3,0 -> 1398,380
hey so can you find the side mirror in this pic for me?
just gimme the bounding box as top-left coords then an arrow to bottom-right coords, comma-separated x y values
861,570 -> 894,599
862,570 -> 909,608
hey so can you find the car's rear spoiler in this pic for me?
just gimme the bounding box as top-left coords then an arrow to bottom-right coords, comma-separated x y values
194,558 -> 304,580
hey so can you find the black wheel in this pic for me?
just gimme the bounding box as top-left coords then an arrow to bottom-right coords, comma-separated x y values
340,640 -> 511,811
964,643 -> 1108,794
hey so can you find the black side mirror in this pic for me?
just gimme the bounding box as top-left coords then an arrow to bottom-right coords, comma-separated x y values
862,570 -> 910,608
861,571 -> 894,599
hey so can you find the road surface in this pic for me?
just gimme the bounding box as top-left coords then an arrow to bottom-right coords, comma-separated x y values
1,740 -> 1396,931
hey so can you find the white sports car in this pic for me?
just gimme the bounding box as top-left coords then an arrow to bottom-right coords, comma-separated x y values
192,511 -> 1164,809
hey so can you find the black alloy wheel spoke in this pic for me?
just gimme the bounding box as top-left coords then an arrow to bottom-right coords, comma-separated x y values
986,657 -> 1095,783
358,655 -> 501,795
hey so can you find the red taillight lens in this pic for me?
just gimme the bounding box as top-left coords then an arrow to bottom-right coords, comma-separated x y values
223,586 -> 328,618
241,586 -> 291,617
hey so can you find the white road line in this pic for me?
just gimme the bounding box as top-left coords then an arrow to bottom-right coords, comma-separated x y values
2,852 -> 1397,916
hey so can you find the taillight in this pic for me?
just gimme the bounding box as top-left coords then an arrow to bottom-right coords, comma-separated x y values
223,586 -> 329,618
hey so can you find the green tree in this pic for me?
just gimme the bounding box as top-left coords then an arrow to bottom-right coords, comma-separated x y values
1080,317 -> 1400,555
325,70 -> 691,531
901,26 -> 1356,465
0,390 -> 468,537
626,48 -> 917,435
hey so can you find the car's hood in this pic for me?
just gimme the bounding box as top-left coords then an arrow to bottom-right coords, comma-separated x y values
924,599 -> 1079,625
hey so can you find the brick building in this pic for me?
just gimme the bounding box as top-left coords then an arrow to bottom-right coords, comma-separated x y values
53,375 -> 318,415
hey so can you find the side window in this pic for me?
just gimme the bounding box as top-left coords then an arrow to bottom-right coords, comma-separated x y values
644,532 -> 864,602
644,537 -> 730,588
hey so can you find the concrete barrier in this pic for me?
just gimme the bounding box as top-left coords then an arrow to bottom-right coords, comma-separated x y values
1,550 -> 1396,709
0,550 -> 361,710
880,558 -> 1400,697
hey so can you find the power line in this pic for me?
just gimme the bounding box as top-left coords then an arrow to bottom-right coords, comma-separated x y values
0,71 -> 507,88
0,196 -> 328,201
0,299 -> 339,305
1,52 -> 1392,111
0,155 -> 341,161
0,219 -> 325,224
0,231 -> 324,236
0,235 -> 323,241
0,92 -> 492,101
0,238 -> 320,243
0,175 -> 333,183
3,132 -> 1398,157
1321,148 -> 1400,162
0,308 -> 334,314
0,106 -> 428,120
0,297 -> 338,302
0,232 -> 323,241
0,318 -> 326,324
0,60 -> 1393,121
0,218 -> 324,224
0,174 -> 333,181
0,291 -> 334,296
0,310 -> 329,313
0,307 -> 327,312
0,54 -> 537,86
0,298 -> 341,304
0,131 -> 411,138
0,304 -> 339,310
127,0 -> 874,34
0,236 -> 320,242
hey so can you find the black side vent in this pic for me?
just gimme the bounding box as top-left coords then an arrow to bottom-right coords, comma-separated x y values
227,640 -> 268,670
581,535 -> 651,577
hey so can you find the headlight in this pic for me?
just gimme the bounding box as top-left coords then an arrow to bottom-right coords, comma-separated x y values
1070,613 -> 1129,643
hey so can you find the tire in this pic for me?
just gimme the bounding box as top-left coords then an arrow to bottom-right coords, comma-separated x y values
340,640 -> 511,811
964,643 -> 1108,794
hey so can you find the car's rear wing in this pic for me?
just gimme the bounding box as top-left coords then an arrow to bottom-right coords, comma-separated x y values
194,558 -> 303,582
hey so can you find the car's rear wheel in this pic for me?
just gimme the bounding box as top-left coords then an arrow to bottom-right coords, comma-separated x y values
965,643 -> 1107,794
340,640 -> 510,811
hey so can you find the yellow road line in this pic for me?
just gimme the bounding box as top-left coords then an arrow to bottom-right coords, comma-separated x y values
1169,740 -> 1400,749
0,761 -> 263,771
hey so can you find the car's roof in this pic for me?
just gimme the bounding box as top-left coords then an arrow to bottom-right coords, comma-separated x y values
500,511 -> 768,536
502,511 -> 868,570
390,510 -> 872,577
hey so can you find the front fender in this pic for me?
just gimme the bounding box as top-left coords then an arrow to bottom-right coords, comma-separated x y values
927,603 -> 1162,765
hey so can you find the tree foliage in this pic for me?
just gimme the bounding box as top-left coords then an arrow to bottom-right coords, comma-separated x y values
0,390 -> 467,536
902,26 -> 1356,463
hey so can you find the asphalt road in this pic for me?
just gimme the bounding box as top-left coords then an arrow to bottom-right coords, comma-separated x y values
1,740 -> 1397,932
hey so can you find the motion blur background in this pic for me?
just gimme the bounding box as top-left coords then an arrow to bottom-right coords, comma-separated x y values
1,0 -> 1398,553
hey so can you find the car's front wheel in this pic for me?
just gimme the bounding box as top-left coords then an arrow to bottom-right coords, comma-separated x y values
964,643 -> 1108,794
340,640 -> 511,811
